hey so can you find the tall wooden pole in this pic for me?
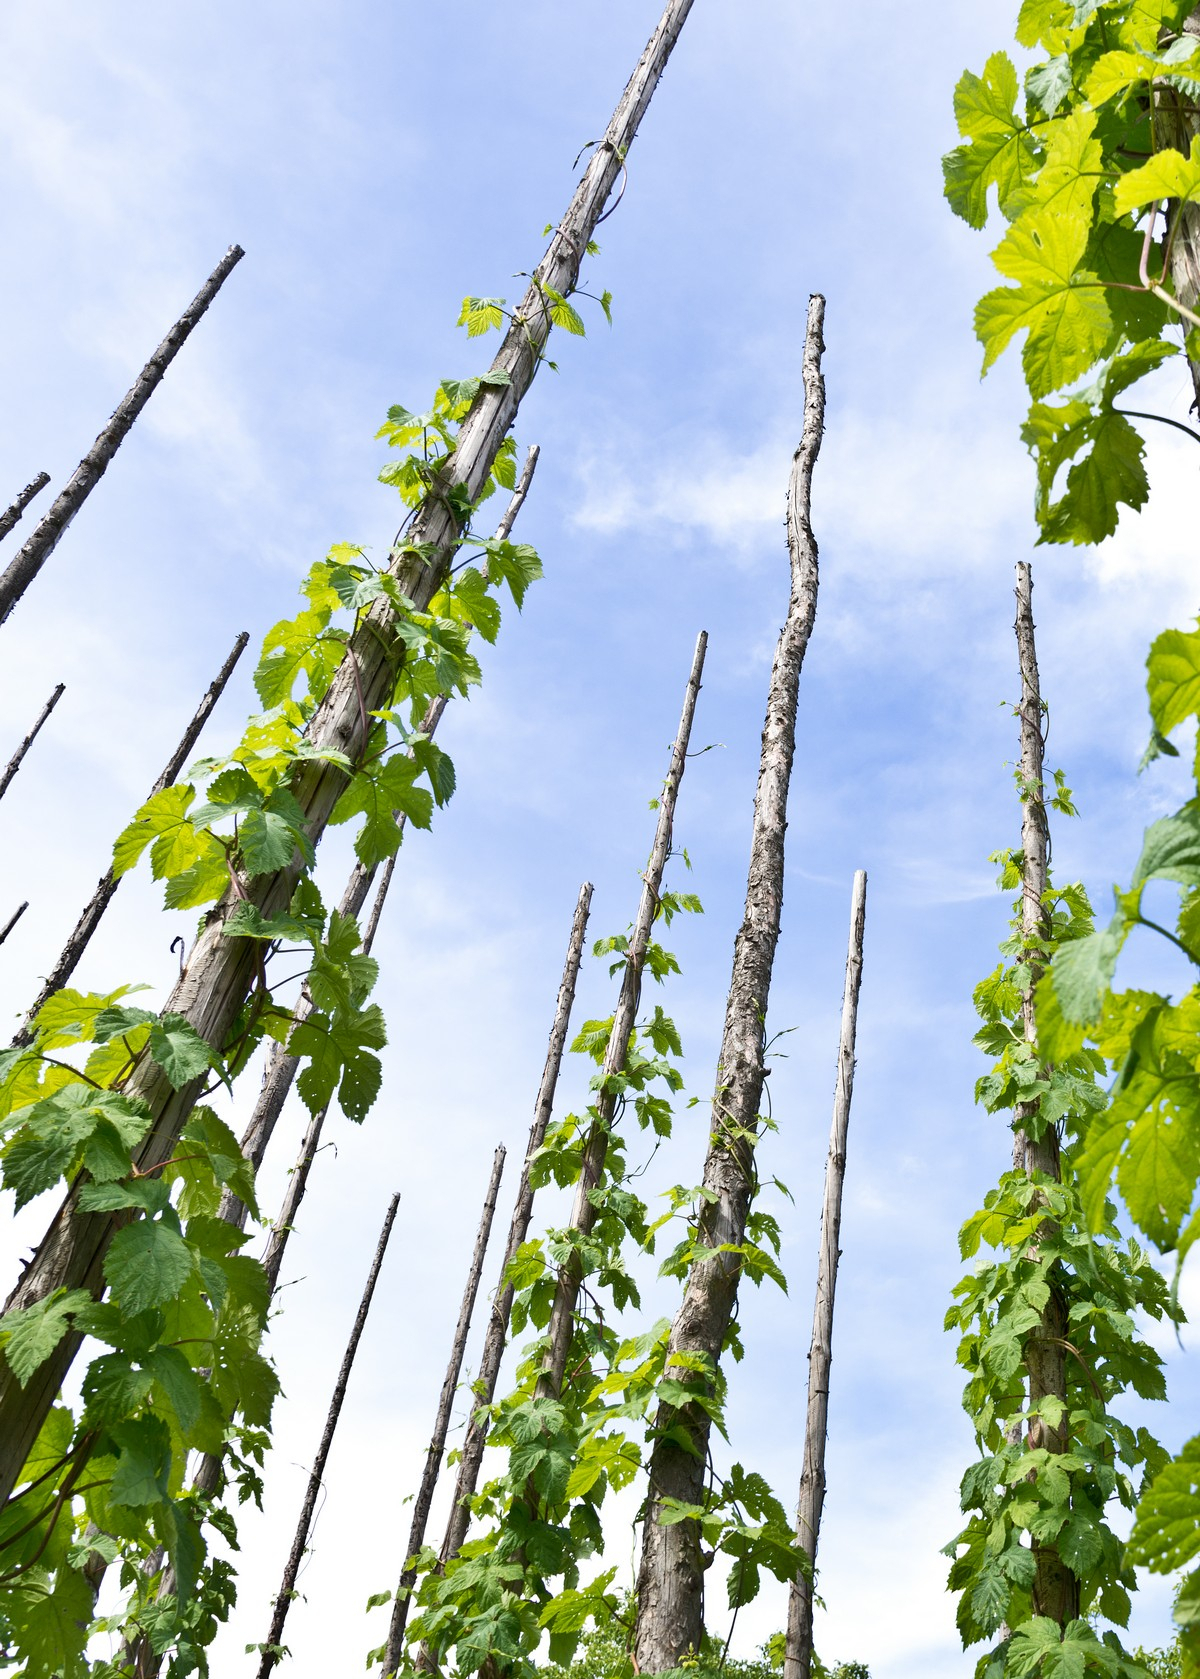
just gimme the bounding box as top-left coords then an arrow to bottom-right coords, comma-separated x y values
13,632 -> 249,1046
255,1192 -> 401,1678
381,1148 -> 507,1675
0,472 -> 50,543
0,0 -> 697,1508
432,882 -> 593,1574
784,870 -> 867,1679
0,683 -> 65,803
1012,562 -> 1077,1626
0,246 -> 244,628
634,295 -> 827,1673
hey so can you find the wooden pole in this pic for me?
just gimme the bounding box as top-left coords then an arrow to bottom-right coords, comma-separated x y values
381,1147 -> 507,1676
0,903 -> 28,947
0,682 -> 65,803
1012,561 -> 1077,1626
256,1192 -> 401,1678
0,473 -> 50,543
0,0 -> 696,1507
13,632 -> 249,1046
634,295 -> 827,1673
784,870 -> 867,1679
431,882 -> 593,1576
0,247 -> 244,628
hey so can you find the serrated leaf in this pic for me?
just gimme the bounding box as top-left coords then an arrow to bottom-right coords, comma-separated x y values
1128,1436 -> 1200,1571
0,1289 -> 92,1387
105,1219 -> 194,1318
148,1014 -> 215,1089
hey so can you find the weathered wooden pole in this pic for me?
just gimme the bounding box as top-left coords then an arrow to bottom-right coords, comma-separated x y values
222,445 -> 538,1229
0,683 -> 65,803
0,246 -> 244,628
381,1147 -> 507,1675
784,869 -> 867,1679
256,1192 -> 401,1678
0,0 -> 697,1507
1012,561 -> 1077,1626
0,903 -> 28,947
634,294 -> 826,1674
13,632 -> 249,1045
0,472 -> 50,543
432,882 -> 593,1573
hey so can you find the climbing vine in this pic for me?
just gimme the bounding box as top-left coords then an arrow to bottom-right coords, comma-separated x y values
0,329 -> 548,1678
373,883 -> 802,1677
946,1 -> 1200,1669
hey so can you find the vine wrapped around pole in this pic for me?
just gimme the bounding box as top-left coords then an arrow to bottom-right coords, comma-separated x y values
784,869 -> 867,1679
0,0 -> 697,1489
634,293 -> 826,1674
0,683 -> 65,804
430,881 -> 593,1578
1012,561 -> 1077,1627
538,629 -> 707,1406
381,1146 -> 507,1675
0,246 -> 245,628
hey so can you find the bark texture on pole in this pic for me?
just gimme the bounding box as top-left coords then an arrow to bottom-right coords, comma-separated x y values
784,870 -> 867,1679
256,1192 -> 401,1678
1011,561 -> 1078,1627
432,882 -> 593,1576
381,1148 -> 507,1676
13,634 -> 249,1047
0,0 -> 692,1490
0,246 -> 245,628
633,295 -> 826,1675
0,472 -> 50,543
0,683 -> 65,803
1154,8 -> 1200,409
0,904 -> 28,947
539,631 -> 706,1405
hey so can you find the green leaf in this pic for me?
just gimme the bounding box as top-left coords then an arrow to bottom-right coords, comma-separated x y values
0,1289 -> 92,1387
108,1414 -> 172,1507
240,806 -> 301,875
1133,802 -> 1200,890
148,1014 -> 215,1089
1128,1435 -> 1200,1571
944,54 -> 1037,227
81,1352 -> 154,1422
457,296 -> 506,336
4,1566 -> 92,1679
1041,914 -> 1129,1040
1114,133 -> 1200,217
105,1219 -> 195,1317
1148,624 -> 1200,737
112,785 -> 200,881
979,207 -> 1114,397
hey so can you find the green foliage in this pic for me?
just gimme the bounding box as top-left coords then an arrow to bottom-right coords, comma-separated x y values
0,253 -> 598,1672
943,0 -> 1200,544
947,756 -> 1176,1666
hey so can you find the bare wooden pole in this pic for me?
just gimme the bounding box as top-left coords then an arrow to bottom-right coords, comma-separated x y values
1012,561 -> 1077,1626
0,473 -> 50,543
634,295 -> 827,1673
381,1147 -> 507,1675
0,903 -> 28,947
0,683 -> 65,803
0,0 -> 695,1507
432,882 -> 593,1577
0,247 -> 244,628
13,632 -> 249,1046
256,1192 -> 401,1679
784,870 -> 867,1679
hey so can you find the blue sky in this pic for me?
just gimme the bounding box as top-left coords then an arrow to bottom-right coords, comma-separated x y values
1,2 -> 1198,1674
